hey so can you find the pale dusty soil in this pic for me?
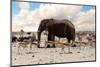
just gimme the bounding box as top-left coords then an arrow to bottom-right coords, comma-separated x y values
12,43 -> 95,66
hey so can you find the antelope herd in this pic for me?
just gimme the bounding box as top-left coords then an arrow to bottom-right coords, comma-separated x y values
12,32 -> 37,54
12,31 -> 96,54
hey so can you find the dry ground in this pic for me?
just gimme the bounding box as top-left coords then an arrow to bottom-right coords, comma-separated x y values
12,43 -> 95,66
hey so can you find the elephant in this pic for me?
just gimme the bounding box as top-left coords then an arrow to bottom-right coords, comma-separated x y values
37,18 -> 75,51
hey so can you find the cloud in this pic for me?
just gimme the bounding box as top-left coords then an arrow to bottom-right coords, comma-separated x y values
74,9 -> 95,31
12,2 -> 95,32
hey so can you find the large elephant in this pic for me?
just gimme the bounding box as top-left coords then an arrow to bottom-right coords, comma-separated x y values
37,18 -> 75,48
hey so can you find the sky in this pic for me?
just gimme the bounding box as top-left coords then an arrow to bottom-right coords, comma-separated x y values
12,0 -> 95,32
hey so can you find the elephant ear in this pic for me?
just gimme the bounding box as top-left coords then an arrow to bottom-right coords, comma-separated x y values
45,18 -> 54,30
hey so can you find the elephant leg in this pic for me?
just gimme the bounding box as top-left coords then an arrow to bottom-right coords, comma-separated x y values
47,33 -> 52,48
47,33 -> 55,48
67,39 -> 72,54
51,35 -> 56,48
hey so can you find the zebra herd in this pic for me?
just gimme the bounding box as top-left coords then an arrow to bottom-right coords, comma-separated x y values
12,31 -> 96,54
12,32 -> 37,51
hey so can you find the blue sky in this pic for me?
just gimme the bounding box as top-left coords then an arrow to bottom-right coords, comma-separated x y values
12,2 -> 20,16
12,1 -> 95,16
81,5 -> 95,11
12,1 -> 41,16
29,2 -> 40,11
